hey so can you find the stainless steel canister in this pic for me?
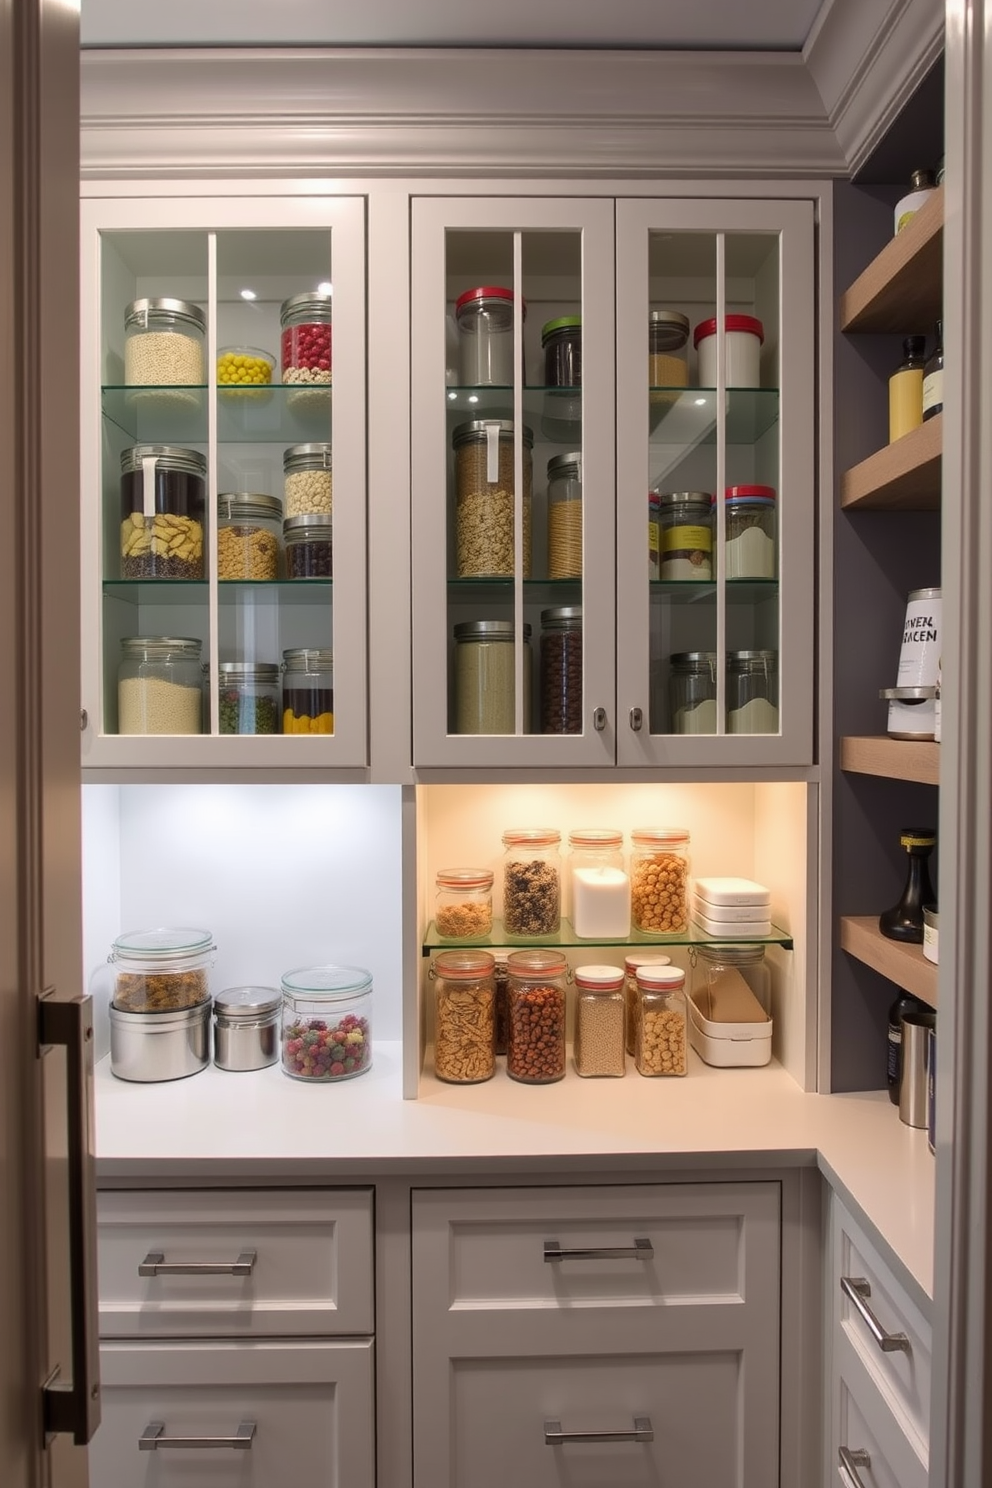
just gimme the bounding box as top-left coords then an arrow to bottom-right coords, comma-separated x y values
899,1008 -> 937,1128
213,986 -> 281,1071
109,1001 -> 210,1083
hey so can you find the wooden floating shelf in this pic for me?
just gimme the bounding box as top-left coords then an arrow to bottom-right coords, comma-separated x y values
840,915 -> 938,1007
840,414 -> 941,511
840,736 -> 940,786
840,186 -> 944,333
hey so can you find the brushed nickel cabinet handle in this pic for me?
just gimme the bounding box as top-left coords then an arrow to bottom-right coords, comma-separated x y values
629,707 -> 643,731
841,1276 -> 911,1353
544,1237 -> 653,1262
545,1415 -> 653,1445
140,1420 -> 255,1451
139,1249 -> 257,1277
593,707 -> 607,731
838,1446 -> 871,1487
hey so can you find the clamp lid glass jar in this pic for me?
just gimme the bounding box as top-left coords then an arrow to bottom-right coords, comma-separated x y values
280,291 -> 332,389
568,829 -> 630,940
724,486 -> 777,580
670,651 -> 717,736
217,492 -> 282,581
573,964 -> 626,1078
432,949 -> 496,1085
284,515 -> 333,579
727,650 -> 779,735
634,964 -> 688,1076
542,316 -> 582,387
656,490 -> 714,581
118,636 -> 203,736
505,949 -> 568,1084
280,964 -> 372,1081
283,442 -> 332,518
282,647 -> 334,735
501,828 -> 562,938
540,606 -> 582,736
218,661 -> 280,735
454,286 -> 525,387
213,986 -> 281,1072
630,827 -> 690,935
452,419 -> 533,578
124,296 -> 205,387
108,927 -> 215,1013
120,444 -> 206,580
435,869 -> 494,941
623,953 -> 672,1055
453,620 -> 532,737
546,452 -> 582,580
690,943 -> 770,1021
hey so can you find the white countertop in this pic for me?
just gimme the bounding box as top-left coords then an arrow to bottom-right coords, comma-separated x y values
94,1044 -> 936,1306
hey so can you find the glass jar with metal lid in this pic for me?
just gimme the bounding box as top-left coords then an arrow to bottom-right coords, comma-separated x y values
280,965 -> 372,1082
505,949 -> 568,1084
546,453 -> 582,580
657,490 -> 714,580
724,486 -> 777,579
120,445 -> 206,580
573,964 -> 626,1078
283,442 -> 332,518
432,949 -> 496,1084
213,986 -> 281,1072
727,650 -> 779,734
542,316 -> 582,386
282,648 -> 333,734
453,420 -> 533,578
623,953 -> 671,1055
217,492 -> 282,581
540,606 -> 582,735
280,291 -> 332,392
101,927 -> 215,1014
568,829 -> 629,940
124,296 -> 205,388
648,309 -> 691,388
690,944 -> 771,1020
435,869 -> 494,941
284,515 -> 333,579
630,827 -> 690,934
670,651 -> 717,735
218,661 -> 280,735
454,286 -> 525,387
453,620 -> 532,736
501,828 -> 561,938
118,636 -> 203,735
635,964 -> 688,1076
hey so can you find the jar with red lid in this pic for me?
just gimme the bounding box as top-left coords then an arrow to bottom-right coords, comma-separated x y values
630,827 -> 690,935
280,292 -> 332,404
432,950 -> 496,1084
435,869 -> 494,941
724,486 -> 777,579
693,314 -> 764,388
505,949 -> 568,1084
573,964 -> 625,1078
455,286 -> 526,387
635,964 -> 688,1077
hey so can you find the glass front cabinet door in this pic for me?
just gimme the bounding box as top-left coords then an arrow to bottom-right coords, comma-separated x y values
80,195 -> 367,769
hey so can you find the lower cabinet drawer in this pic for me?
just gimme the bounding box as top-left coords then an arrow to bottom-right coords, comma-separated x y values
834,1357 -> 928,1488
90,1339 -> 374,1488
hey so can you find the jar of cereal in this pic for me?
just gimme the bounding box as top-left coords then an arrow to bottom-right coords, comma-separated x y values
635,963 -> 688,1076
217,492 -> 282,581
623,952 -> 671,1055
280,964 -> 371,1082
573,964 -> 626,1078
432,949 -> 496,1084
630,827 -> 690,935
452,419 -> 532,578
501,828 -> 561,938
435,869 -> 494,941
283,443 -> 332,519
505,949 -> 568,1084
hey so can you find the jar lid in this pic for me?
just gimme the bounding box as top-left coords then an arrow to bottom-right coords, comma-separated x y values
453,620 -> 532,640
121,444 -> 207,478
436,868 -> 495,890
283,442 -> 332,470
505,948 -> 568,977
454,286 -> 526,316
283,515 -> 334,536
696,944 -> 766,964
213,985 -> 281,1018
119,636 -> 202,661
502,827 -> 561,848
280,964 -> 372,997
909,168 -> 936,189
282,647 -> 333,670
280,291 -> 333,324
111,927 -> 215,972
433,949 -> 496,978
624,953 -> 672,973
451,419 -> 534,448
574,964 -> 625,990
670,651 -> 716,666
725,484 -> 776,502
218,661 -> 279,682
124,297 -> 205,333
218,492 -> 282,521
728,649 -> 777,664
693,314 -> 765,347
547,451 -> 582,479
654,490 -> 714,507
899,828 -> 936,848
649,309 -> 691,333
540,606 -> 582,628
908,586 -> 941,601
541,315 -> 582,342
631,827 -> 690,847
568,828 -> 622,849
636,964 -> 686,989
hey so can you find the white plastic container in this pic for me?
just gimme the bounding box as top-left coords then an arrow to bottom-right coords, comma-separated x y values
687,995 -> 772,1068
693,876 -> 771,909
693,896 -> 770,926
693,315 -> 763,388
693,907 -> 772,938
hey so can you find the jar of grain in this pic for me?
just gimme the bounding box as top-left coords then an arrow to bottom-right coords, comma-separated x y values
501,828 -> 562,938
453,620 -> 532,735
573,965 -> 626,1077
280,965 -> 372,1082
454,286 -> 524,387
283,516 -> 333,579
568,829 -> 629,940
657,491 -> 714,581
281,648 -> 334,734
435,869 -> 494,941
727,650 -> 779,735
540,606 -> 582,735
217,493 -> 282,581
124,297 -> 205,391
623,953 -> 672,1055
505,949 -> 568,1084
452,420 -> 532,578
724,486 -> 777,579
546,453 -> 582,579
217,661 -> 280,735
120,445 -> 206,580
630,827 -> 690,935
118,637 -> 203,735
648,309 -> 690,387
280,292 -> 333,406
283,443 -> 332,518
432,949 -> 496,1084
635,964 -> 688,1076
670,651 -> 717,735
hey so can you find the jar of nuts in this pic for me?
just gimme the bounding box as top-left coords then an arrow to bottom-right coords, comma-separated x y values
634,963 -> 688,1077
102,927 -> 215,1014
217,492 -> 282,581
505,949 -> 568,1084
630,827 -> 690,935
623,953 -> 671,1056
283,442 -> 332,519
501,828 -> 562,938
573,964 -> 626,1078
435,869 -> 494,942
452,419 -> 532,578
432,949 -> 496,1084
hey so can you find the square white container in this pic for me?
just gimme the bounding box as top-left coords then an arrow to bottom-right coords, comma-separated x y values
693,907 -> 772,938
688,995 -> 772,1068
693,896 -> 769,925
693,876 -> 771,908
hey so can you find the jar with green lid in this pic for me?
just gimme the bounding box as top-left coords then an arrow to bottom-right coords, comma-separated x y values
280,965 -> 371,1082
124,296 -> 205,391
284,442 -> 332,518
282,648 -> 334,735
573,964 -> 626,1078
453,419 -> 532,578
505,949 -> 568,1084
118,637 -> 203,735
453,620 -> 532,735
546,452 -> 582,580
432,949 -> 496,1084
120,445 -> 206,579
280,291 -> 332,402
727,650 -> 778,734
218,661 -> 280,735
657,491 -> 714,580
542,316 -> 582,386
435,869 -> 494,941
670,651 -> 717,735
284,515 -> 333,579
217,492 -> 281,581
540,606 -> 582,734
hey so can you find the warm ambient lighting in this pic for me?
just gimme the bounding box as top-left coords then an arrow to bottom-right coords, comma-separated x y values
694,397 -> 707,405
239,288 -> 257,301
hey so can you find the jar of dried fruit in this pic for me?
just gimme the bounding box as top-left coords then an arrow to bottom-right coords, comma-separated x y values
635,963 -> 688,1077
630,827 -> 690,935
573,964 -> 626,1078
501,827 -> 562,938
452,419 -> 532,578
434,869 -> 494,941
505,949 -> 568,1084
432,949 -> 496,1084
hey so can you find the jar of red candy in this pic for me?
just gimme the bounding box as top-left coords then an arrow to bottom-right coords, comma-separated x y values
279,964 -> 372,1082
280,292 -> 333,405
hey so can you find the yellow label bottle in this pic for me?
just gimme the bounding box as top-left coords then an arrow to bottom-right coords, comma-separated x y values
889,336 -> 926,443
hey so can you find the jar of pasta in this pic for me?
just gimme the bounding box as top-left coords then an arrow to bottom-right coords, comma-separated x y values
435,869 -> 494,941
630,827 -> 690,935
573,965 -> 626,1078
505,949 -> 568,1084
281,648 -> 333,734
635,964 -> 688,1076
432,949 -> 496,1084
546,452 -> 582,580
452,420 -> 532,578
106,927 -> 215,1013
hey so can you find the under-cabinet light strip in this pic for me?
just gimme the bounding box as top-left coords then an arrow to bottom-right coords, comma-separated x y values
513,229 -> 524,737
207,232 -> 219,736
715,231 -> 726,734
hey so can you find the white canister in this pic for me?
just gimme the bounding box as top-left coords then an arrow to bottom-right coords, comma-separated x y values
693,315 -> 764,388
883,587 -> 941,739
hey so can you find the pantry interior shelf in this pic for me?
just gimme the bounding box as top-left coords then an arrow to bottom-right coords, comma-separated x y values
840,414 -> 941,511
422,919 -> 794,955
840,736 -> 940,786
840,915 -> 938,1007
839,186 -> 944,333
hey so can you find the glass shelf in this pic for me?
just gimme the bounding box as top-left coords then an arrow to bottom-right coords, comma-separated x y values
650,579 -> 779,605
101,384 -> 332,445
447,578 -> 582,606
422,917 -> 794,954
103,579 -> 332,607
649,387 -> 780,446
445,386 -> 583,445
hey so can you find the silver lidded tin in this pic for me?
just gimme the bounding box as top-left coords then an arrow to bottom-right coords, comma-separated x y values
109,1001 -> 210,1083
213,986 -> 281,1071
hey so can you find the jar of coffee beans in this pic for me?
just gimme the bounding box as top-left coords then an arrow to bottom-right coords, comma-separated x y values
501,827 -> 561,938
506,949 -> 568,1084
540,606 -> 582,734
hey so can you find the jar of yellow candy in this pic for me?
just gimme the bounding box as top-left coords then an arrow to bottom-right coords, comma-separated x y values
216,345 -> 275,394
281,647 -> 334,735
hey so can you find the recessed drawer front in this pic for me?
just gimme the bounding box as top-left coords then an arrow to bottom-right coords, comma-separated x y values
835,1358 -> 928,1488
91,1339 -> 374,1488
98,1188 -> 373,1337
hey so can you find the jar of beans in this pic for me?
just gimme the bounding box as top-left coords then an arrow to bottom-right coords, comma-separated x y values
120,445 -> 206,580
281,647 -> 334,734
454,286 -> 524,387
505,949 -> 568,1084
218,661 -> 280,735
432,949 -> 496,1084
280,964 -> 372,1082
657,491 -> 714,581
623,953 -> 671,1055
501,828 -> 562,938
540,606 -> 582,735
630,827 -> 690,935
546,453 -> 582,580
283,516 -> 333,579
217,492 -> 282,581
283,443 -> 332,518
124,297 -> 205,397
635,964 -> 688,1076
118,636 -> 204,736
280,291 -> 332,404
573,964 -> 626,1078
452,420 -> 532,578
435,869 -> 494,941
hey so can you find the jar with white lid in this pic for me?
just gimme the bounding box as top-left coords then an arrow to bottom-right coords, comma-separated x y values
505,949 -> 568,1084
432,949 -> 496,1084
284,443 -> 332,518
670,652 -> 717,736
657,491 -> 714,580
635,964 -> 688,1076
724,486 -> 777,579
280,965 -> 372,1082
546,452 -> 582,580
568,829 -> 630,939
630,827 -> 690,935
453,620 -> 532,736
280,292 -> 332,403
282,648 -> 334,735
217,493 -> 282,581
217,661 -> 280,735
118,636 -> 203,735
213,986 -> 281,1072
573,965 -> 626,1078
501,828 -> 561,938
120,445 -> 206,580
623,953 -> 672,1055
124,296 -> 205,391
727,651 -> 779,734
435,869 -> 494,941
693,314 -> 764,388
453,419 -> 533,578
455,286 -> 525,387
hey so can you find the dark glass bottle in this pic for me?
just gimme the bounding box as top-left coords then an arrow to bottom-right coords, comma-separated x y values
923,320 -> 944,421
887,992 -> 924,1105
879,828 -> 936,943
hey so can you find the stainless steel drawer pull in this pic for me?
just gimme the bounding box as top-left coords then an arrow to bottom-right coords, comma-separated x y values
139,1421 -> 256,1451
139,1249 -> 257,1278
840,1275 -> 911,1353
838,1446 -> 871,1487
545,1415 -> 653,1446
544,1237 -> 653,1263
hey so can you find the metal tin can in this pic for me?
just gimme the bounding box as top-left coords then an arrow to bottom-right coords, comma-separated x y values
213,986 -> 281,1071
110,1001 -> 210,1083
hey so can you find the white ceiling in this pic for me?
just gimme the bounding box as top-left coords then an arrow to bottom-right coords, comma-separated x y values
80,0 -> 826,51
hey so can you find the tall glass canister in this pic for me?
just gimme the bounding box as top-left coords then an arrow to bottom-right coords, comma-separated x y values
432,949 -> 496,1084
505,949 -> 568,1084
